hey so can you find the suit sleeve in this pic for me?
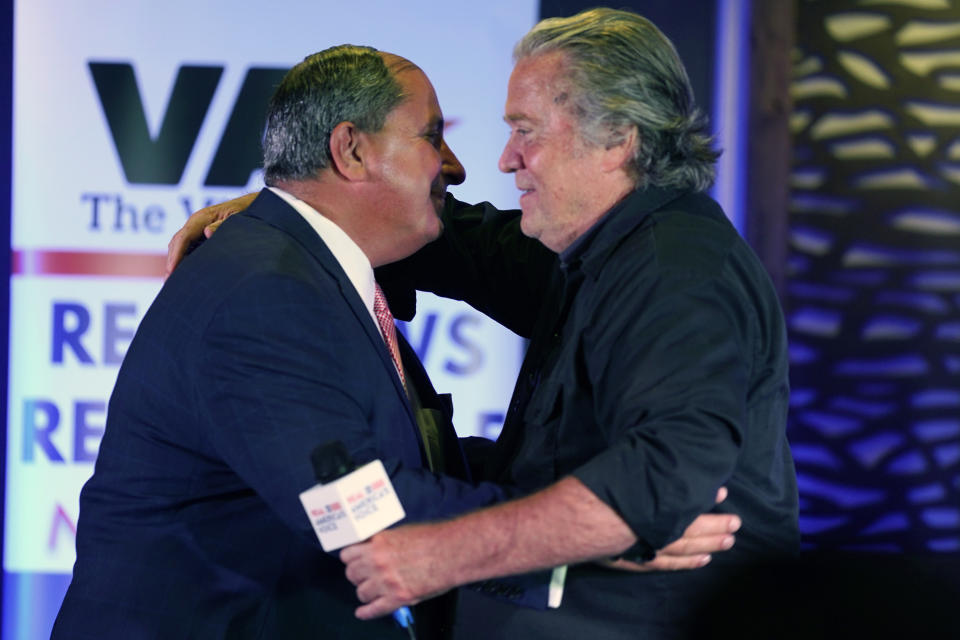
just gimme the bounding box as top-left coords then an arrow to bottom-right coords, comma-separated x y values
196,271 -> 512,540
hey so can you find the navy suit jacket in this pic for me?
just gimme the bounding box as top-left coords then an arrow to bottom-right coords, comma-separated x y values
52,189 -> 506,639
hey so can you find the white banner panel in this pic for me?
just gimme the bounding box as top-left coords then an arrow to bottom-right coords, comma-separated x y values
8,0 -> 537,574
6,277 -> 163,572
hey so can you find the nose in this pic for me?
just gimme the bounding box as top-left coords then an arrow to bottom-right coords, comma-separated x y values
440,140 -> 466,186
498,136 -> 522,174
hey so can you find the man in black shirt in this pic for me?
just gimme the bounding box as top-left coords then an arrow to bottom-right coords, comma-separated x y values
341,9 -> 798,639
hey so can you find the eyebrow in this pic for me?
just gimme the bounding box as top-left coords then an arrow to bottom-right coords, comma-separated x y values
503,114 -> 532,124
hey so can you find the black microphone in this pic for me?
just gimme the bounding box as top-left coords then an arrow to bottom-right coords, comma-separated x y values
310,440 -> 354,483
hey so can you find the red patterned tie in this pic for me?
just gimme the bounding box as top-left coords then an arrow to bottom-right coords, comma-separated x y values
373,284 -> 406,388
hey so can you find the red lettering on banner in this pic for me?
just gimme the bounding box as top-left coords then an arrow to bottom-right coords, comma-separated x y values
48,503 -> 77,550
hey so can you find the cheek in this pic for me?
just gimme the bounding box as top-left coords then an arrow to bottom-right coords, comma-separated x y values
544,160 -> 576,198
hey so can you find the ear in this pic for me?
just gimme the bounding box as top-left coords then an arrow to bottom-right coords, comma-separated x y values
599,125 -> 638,174
328,121 -> 368,181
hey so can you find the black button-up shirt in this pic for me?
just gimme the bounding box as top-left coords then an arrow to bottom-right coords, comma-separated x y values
387,185 -> 799,634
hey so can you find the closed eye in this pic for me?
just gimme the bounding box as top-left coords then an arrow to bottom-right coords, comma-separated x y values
425,129 -> 443,149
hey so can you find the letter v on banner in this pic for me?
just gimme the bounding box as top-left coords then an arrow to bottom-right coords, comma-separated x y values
88,62 -> 223,184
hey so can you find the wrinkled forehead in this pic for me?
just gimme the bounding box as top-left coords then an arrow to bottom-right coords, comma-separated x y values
505,51 -> 575,117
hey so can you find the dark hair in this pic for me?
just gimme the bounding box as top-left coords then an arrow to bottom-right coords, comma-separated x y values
262,45 -> 406,184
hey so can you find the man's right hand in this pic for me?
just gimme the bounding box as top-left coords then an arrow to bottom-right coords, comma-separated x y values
165,192 -> 257,277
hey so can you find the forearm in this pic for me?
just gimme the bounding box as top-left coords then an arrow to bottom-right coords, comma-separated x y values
439,476 -> 635,581
345,476 -> 636,607
343,479 -> 740,618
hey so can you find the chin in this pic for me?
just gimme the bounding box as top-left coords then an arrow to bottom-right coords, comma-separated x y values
519,216 -> 539,241
419,216 -> 443,243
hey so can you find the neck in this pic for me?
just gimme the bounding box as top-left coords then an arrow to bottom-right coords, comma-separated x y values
555,178 -> 635,253
272,178 -> 376,259
271,178 -> 423,268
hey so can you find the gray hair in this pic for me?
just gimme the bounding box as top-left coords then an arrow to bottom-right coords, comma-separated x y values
514,8 -> 719,192
263,45 -> 407,184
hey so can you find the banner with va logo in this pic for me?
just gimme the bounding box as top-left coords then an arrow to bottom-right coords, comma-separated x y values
7,0 -> 536,575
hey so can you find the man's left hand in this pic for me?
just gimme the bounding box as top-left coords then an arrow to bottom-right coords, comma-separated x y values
600,487 -> 741,572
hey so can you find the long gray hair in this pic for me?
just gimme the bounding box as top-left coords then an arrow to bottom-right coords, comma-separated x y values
515,8 -> 719,192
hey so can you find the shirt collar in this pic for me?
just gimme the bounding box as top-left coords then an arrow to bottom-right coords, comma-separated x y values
561,185 -> 687,277
559,197 -> 627,269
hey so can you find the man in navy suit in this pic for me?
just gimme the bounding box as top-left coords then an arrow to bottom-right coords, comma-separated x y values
52,45 -> 512,640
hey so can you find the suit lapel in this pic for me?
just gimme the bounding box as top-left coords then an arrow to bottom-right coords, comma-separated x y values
243,189 -> 414,416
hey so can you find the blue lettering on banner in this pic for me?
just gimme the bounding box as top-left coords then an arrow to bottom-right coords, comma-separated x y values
22,398 -> 106,463
103,303 -> 137,365
398,312 -> 486,376
83,192 -> 166,233
478,412 -> 505,440
52,302 -> 94,364
82,193 -> 234,233
74,401 -> 106,462
180,195 -> 223,218
52,301 -> 141,365
398,313 -> 438,363
445,314 -> 483,375
22,400 -> 64,463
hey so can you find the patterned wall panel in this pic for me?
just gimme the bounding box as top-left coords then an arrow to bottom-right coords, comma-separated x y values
790,0 -> 960,552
